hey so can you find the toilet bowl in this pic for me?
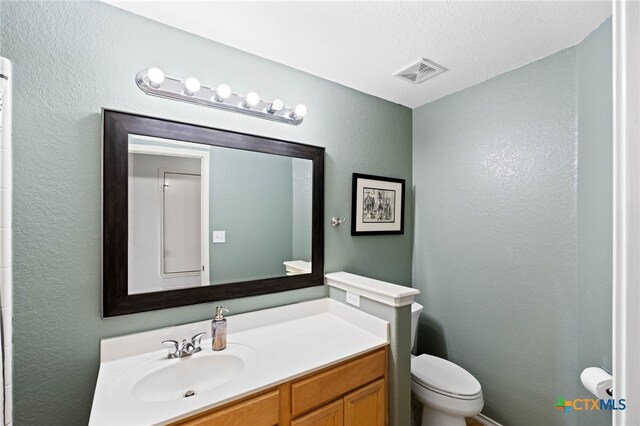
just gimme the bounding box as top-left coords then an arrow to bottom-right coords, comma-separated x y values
410,302 -> 483,426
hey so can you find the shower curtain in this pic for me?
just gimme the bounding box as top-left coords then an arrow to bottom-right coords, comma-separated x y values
0,56 -> 13,425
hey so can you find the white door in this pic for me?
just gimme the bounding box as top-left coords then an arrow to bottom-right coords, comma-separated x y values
162,172 -> 201,275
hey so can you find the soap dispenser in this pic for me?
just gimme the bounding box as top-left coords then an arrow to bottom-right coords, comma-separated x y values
211,306 -> 229,351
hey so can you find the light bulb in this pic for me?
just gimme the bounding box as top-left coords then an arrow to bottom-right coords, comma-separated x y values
243,92 -> 260,108
147,67 -> 164,86
212,84 -> 231,102
184,77 -> 201,95
292,104 -> 307,118
267,99 -> 284,114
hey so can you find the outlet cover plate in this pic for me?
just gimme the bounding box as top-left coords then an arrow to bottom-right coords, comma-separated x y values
346,292 -> 360,307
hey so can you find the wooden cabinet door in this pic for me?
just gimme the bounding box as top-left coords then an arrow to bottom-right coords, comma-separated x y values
343,379 -> 386,426
291,349 -> 386,417
174,389 -> 279,426
291,399 -> 344,426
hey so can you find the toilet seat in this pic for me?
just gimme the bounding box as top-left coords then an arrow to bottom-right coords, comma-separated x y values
411,354 -> 482,400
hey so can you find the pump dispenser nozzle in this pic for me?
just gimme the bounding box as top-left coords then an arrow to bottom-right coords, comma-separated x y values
214,306 -> 229,321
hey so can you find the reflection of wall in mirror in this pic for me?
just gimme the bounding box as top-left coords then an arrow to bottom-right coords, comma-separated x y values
128,154 -> 202,294
209,147 -> 295,284
292,159 -> 313,261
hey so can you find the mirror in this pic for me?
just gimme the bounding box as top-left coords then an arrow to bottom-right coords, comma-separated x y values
103,110 -> 324,317
128,135 -> 313,293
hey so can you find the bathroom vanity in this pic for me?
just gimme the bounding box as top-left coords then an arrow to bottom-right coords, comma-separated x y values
89,298 -> 389,425
174,347 -> 386,425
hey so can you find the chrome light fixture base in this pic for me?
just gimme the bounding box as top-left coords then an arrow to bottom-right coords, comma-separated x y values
136,70 -> 305,126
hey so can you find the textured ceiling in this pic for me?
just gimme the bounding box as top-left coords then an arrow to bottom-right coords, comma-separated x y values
103,1 -> 611,108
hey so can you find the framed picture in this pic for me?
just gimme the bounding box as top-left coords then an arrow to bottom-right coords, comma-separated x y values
351,173 -> 405,235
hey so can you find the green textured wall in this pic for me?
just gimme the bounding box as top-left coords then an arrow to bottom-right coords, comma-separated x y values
412,20 -> 611,426
0,2 -> 413,424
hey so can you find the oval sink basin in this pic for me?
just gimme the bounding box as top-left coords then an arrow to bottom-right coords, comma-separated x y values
133,354 -> 244,402
109,344 -> 257,404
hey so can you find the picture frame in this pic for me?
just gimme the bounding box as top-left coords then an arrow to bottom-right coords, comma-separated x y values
351,173 -> 405,235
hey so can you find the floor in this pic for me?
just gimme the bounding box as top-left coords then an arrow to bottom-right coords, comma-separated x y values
465,417 -> 484,426
413,394 -> 486,426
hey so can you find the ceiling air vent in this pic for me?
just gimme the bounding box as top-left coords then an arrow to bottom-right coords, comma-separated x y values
394,58 -> 447,84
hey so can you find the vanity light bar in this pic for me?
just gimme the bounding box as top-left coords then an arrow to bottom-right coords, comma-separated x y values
135,68 -> 307,126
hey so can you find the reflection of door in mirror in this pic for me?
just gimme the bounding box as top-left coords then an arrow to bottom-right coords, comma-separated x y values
127,139 -> 210,295
161,171 -> 201,276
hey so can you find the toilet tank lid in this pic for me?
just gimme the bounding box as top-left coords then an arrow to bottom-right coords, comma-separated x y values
412,302 -> 423,314
411,354 -> 481,397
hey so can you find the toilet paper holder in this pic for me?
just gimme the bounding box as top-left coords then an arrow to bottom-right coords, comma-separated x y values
581,367 -> 613,398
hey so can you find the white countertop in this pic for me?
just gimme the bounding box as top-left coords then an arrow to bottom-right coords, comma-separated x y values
89,298 -> 389,425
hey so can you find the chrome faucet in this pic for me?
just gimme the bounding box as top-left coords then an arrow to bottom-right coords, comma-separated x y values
162,332 -> 206,359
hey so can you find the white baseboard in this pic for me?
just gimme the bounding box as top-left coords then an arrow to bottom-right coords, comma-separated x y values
472,413 -> 504,426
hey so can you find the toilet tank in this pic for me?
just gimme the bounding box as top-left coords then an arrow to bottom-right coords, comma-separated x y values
411,302 -> 424,351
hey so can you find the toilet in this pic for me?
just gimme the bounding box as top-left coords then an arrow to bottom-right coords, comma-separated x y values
410,302 -> 484,426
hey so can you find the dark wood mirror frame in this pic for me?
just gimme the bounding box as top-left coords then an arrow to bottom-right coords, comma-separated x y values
102,110 -> 324,317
